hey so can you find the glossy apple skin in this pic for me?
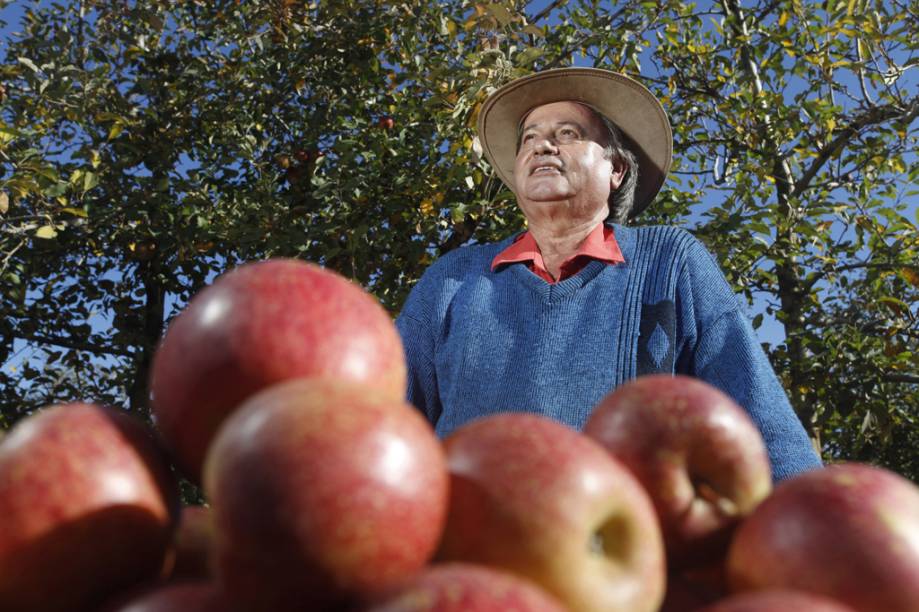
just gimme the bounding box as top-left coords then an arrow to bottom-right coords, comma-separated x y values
699,589 -> 857,612
105,582 -> 229,612
365,563 -> 568,612
150,258 -> 407,481
438,413 -> 665,612
0,403 -> 179,612
727,463 -> 919,612
203,379 -> 448,612
584,374 -> 772,568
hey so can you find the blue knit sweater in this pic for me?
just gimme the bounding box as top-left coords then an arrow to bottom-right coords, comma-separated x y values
396,224 -> 822,481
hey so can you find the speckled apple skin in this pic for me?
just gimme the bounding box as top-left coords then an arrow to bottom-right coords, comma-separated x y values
438,413 -> 665,612
584,374 -> 772,567
150,259 -> 407,482
0,403 -> 179,612
365,563 -> 568,612
203,379 -> 448,612
727,463 -> 919,612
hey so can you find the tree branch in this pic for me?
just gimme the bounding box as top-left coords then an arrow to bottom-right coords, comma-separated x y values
529,0 -> 567,24
804,260 -> 919,293
12,332 -> 133,357
792,94 -> 919,198
883,373 -> 919,385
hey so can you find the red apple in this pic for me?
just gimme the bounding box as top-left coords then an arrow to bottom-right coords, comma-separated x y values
365,563 -> 568,611
727,463 -> 919,612
437,413 -> 665,612
203,378 -> 448,612
0,403 -> 179,612
660,562 -> 728,612
379,116 -> 395,130
698,589 -> 857,612
584,374 -> 771,568
104,582 -> 228,612
161,505 -> 215,582
149,258 -> 407,481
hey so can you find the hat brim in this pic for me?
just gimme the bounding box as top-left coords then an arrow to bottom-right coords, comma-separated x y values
477,68 -> 673,219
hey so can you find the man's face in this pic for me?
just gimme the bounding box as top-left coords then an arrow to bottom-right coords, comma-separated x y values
512,101 -> 624,226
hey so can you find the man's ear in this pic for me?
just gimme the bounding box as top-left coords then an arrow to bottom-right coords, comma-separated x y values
610,158 -> 627,191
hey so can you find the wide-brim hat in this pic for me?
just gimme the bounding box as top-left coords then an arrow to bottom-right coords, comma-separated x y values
477,67 -> 672,218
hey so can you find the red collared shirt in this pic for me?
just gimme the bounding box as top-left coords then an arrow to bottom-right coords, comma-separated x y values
490,223 -> 625,283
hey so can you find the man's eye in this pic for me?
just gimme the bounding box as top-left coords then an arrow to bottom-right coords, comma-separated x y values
559,128 -> 578,138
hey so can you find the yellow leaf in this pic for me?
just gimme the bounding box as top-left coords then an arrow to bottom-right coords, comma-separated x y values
91,149 -> 101,169
902,268 -> 919,287
108,122 -> 124,141
419,199 -> 435,217
62,207 -> 87,217
826,117 -> 836,132
0,127 -> 16,145
0,192 -> 8,214
35,225 -> 58,239
779,11 -> 789,26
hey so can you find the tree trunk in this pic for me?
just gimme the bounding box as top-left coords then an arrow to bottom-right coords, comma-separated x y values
128,246 -> 165,414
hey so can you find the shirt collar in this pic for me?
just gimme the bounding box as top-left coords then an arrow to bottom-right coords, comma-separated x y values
491,222 -> 624,275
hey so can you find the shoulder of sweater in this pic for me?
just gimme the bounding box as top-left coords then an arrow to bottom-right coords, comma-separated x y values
614,223 -> 698,243
419,235 -> 516,279
611,223 -> 709,262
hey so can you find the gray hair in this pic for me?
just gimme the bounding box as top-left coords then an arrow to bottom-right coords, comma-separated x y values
516,105 -> 639,224
595,113 -> 639,224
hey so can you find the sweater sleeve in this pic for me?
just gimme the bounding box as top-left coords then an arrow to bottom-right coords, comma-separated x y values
395,265 -> 444,427
678,237 -> 823,481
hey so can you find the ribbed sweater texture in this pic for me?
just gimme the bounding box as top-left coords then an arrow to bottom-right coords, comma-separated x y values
396,224 -> 822,481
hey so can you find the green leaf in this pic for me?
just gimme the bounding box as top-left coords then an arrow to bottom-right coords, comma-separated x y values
17,56 -> 40,73
486,3 -> 513,27
83,171 -> 99,192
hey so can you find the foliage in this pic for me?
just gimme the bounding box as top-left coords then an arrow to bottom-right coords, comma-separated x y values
1,0 -> 916,478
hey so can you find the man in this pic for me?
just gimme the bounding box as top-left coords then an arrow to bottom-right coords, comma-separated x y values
396,68 -> 821,480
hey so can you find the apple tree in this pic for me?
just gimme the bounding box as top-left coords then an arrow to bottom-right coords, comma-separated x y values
1,0 -> 916,479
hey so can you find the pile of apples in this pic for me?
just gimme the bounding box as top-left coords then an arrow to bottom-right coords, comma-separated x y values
1,260 -> 918,612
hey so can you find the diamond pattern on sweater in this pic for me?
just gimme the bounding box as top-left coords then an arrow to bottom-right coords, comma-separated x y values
648,323 -> 670,369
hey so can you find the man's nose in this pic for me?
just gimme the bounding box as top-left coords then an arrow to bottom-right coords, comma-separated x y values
533,137 -> 558,155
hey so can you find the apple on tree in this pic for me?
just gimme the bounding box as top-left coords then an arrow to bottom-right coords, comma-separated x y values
727,462 -> 919,612
437,413 -> 665,612
584,374 -> 772,568
203,378 -> 448,612
0,403 -> 179,612
149,258 -> 407,482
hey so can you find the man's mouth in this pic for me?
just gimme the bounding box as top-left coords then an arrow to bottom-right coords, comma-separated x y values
531,164 -> 562,175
